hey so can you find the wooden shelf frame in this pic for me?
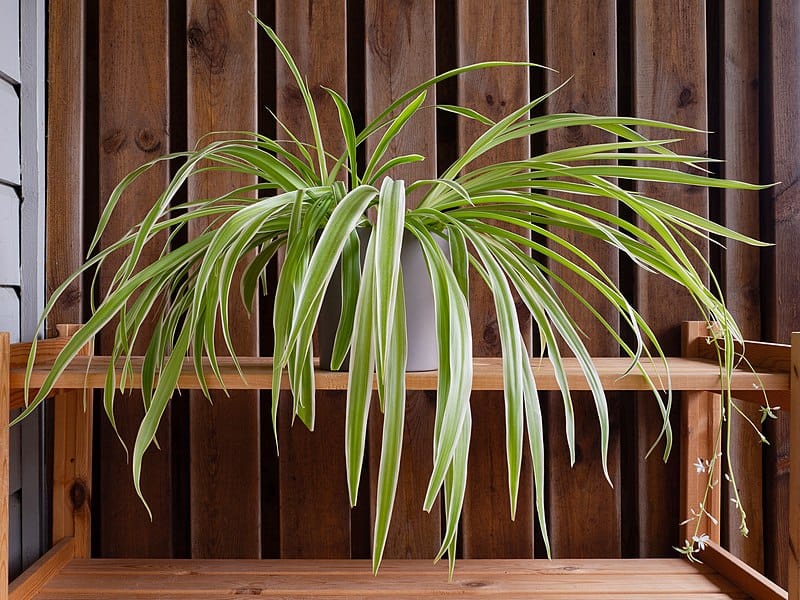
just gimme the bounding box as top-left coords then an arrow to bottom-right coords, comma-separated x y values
0,321 -> 794,599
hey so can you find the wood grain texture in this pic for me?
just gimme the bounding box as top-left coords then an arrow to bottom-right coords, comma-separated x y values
544,0 -> 621,558
8,538 -> 75,600
186,0 -> 260,559
763,0 -> 800,589
1,332 -> 9,600
96,0 -> 173,558
45,0 -> 85,335
457,0 -> 533,558
700,541 -> 788,600
45,0 -> 83,337
718,0 -> 763,570
12,356 -> 790,395
632,1 -> 709,557
789,333 -> 800,599
680,323 -> 721,545
52,325 -> 93,558
275,0 -> 351,558
364,0 -> 440,559
25,557 -> 751,599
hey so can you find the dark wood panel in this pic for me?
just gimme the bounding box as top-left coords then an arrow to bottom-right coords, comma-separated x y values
96,0 -> 173,558
543,0 -> 621,559
275,0 -> 351,559
43,0 -> 792,567
45,0 -> 84,335
364,0 -> 441,560
457,0 -> 534,558
186,0 -> 261,559
632,1 -> 709,557
763,0 -> 800,588
718,0 -> 763,571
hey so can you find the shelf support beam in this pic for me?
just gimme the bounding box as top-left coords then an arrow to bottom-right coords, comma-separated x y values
51,325 -> 92,558
680,322 -> 721,545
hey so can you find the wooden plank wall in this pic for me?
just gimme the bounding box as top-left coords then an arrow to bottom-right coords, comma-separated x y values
458,1 -> 534,559
632,2 -> 709,558
186,0 -> 261,559
43,0 -> 800,586
274,0 -> 352,560
95,1 -> 174,558
543,1 -> 621,558
364,0 -> 441,559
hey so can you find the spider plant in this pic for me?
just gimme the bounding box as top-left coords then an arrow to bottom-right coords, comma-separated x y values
18,21 -> 767,574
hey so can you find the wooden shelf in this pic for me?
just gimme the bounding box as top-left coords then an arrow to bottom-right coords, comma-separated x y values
2,325 -> 793,600
14,556 -> 752,599
11,355 -> 789,394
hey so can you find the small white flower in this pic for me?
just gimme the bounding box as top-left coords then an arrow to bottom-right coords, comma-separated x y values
692,533 -> 710,551
694,458 -> 706,473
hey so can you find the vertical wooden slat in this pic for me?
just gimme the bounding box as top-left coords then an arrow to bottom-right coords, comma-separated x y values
763,0 -> 800,588
719,0 -> 763,570
458,0 -> 533,558
544,0 -> 621,558
788,332 -> 800,599
186,0 -> 260,559
632,1 -> 708,556
364,0 -> 440,560
51,325 -> 93,558
680,322 -> 721,545
0,332 -> 9,600
45,0 -> 84,336
97,0 -> 173,558
275,0 -> 351,558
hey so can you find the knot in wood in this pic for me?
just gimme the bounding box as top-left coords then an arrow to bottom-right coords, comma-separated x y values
678,86 -> 695,108
135,129 -> 162,154
102,129 -> 126,155
187,26 -> 205,48
187,3 -> 229,75
70,480 -> 88,510
234,588 -> 263,595
63,284 -> 82,308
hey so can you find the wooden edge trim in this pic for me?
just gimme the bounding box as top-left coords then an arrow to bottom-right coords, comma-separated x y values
8,324 -> 86,368
8,538 -> 75,600
700,541 -> 786,600
688,321 -> 791,372
789,333 -> 800,599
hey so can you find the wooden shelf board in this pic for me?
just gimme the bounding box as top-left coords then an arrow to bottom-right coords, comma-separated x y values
10,355 -> 788,394
21,558 -> 748,599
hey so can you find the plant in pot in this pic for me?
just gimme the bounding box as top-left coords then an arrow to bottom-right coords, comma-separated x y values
18,22 -> 771,574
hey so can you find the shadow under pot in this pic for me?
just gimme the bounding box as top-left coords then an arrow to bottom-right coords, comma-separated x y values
318,228 -> 449,372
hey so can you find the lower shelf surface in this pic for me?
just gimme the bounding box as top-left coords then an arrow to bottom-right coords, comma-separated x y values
23,558 -> 749,599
